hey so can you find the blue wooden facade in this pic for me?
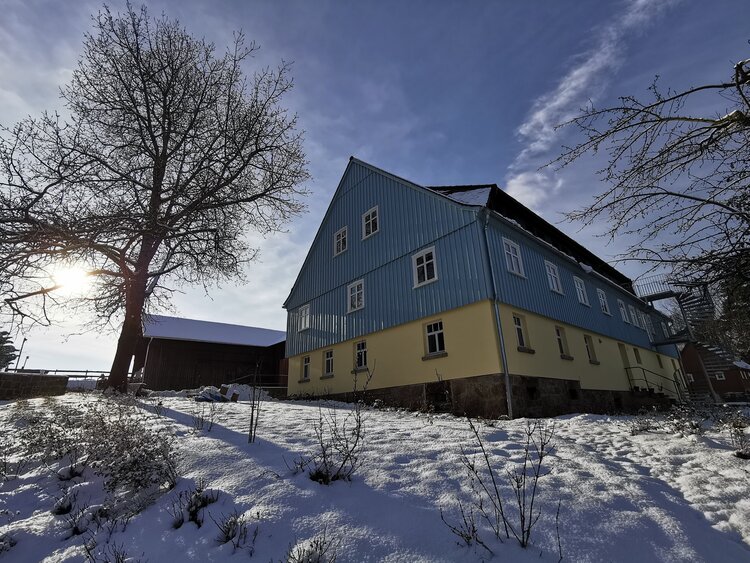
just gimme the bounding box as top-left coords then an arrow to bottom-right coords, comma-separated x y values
284,158 -> 677,359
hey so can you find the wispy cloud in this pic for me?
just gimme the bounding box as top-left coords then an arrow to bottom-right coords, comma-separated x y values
504,0 -> 680,210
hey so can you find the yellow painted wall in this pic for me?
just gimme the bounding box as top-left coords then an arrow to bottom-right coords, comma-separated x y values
498,305 -> 680,397
287,300 -> 502,396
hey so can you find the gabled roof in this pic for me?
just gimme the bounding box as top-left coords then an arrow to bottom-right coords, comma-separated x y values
143,315 -> 285,347
429,184 -> 634,292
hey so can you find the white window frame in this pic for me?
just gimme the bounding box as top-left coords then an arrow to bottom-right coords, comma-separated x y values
426,320 -> 446,355
628,305 -> 639,326
618,299 -> 629,323
413,247 -> 438,288
584,334 -> 598,363
302,356 -> 310,381
555,326 -> 569,356
355,340 -> 367,369
347,279 -> 364,313
645,315 -> 655,339
597,289 -> 610,315
298,304 -> 310,332
502,238 -> 525,277
714,371 -> 726,381
544,261 -> 563,294
573,276 -> 589,306
324,350 -> 334,376
362,206 -> 379,239
513,314 -> 528,348
661,321 -> 670,337
334,226 -> 348,256
686,373 -> 695,383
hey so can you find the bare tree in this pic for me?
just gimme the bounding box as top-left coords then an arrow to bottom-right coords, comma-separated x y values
554,57 -> 750,287
0,4 -> 308,389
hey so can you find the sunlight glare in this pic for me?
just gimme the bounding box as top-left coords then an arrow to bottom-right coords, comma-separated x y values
51,266 -> 92,296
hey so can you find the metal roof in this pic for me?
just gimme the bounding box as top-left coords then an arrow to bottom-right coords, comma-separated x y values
143,315 -> 285,347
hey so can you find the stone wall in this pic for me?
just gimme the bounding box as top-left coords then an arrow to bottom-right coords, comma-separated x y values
295,372 -> 673,418
0,372 -> 69,400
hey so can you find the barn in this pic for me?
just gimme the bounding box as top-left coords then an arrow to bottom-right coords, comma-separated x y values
141,315 -> 287,391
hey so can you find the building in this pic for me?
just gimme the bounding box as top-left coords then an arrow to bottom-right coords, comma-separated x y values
142,315 -> 287,391
284,158 -> 685,417
681,342 -> 750,402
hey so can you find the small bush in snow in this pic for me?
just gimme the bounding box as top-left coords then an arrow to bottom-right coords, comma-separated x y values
627,411 -> 657,436
308,403 -> 365,485
664,405 -> 709,436
211,510 -> 258,553
52,490 -> 78,516
166,479 -> 220,529
284,527 -> 339,563
0,532 -> 15,555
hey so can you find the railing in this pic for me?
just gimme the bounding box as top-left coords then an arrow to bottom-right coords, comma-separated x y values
625,366 -> 686,402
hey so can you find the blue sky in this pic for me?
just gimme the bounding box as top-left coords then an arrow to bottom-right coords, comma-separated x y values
1,0 -> 747,370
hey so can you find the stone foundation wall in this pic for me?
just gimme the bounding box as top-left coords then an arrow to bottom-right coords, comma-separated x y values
294,372 -> 673,418
0,372 -> 69,400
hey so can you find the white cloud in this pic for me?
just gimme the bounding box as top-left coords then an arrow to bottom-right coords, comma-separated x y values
505,0 -> 681,208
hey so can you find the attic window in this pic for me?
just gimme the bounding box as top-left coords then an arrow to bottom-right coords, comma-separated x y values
503,238 -> 525,277
597,289 -> 610,315
334,226 -> 347,256
573,276 -> 589,306
618,300 -> 629,323
413,247 -> 437,287
298,304 -> 310,332
362,206 -> 379,239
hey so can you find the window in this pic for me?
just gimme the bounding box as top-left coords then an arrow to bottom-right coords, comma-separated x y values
628,305 -> 639,326
355,341 -> 367,369
573,277 -> 589,305
714,371 -> 726,381
633,347 -> 642,364
503,238 -> 525,276
513,314 -> 528,348
426,320 -> 446,355
597,289 -> 610,315
584,335 -> 598,363
661,321 -> 670,337
686,372 -> 695,383
545,261 -> 563,294
618,300 -> 629,323
644,315 -> 654,339
298,304 -> 310,332
555,326 -> 570,357
347,280 -> 364,312
334,227 -> 347,256
638,311 -> 648,331
362,206 -> 379,239
301,356 -> 310,381
413,247 -> 437,287
656,354 -> 663,369
324,350 -> 334,376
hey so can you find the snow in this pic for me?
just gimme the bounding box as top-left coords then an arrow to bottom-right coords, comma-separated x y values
143,315 -> 285,347
431,187 -> 492,206
1,394 -> 749,562
734,360 -> 750,370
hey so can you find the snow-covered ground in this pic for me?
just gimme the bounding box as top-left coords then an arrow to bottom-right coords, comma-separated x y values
1,391 -> 749,562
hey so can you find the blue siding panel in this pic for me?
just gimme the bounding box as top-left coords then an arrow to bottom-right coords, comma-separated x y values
485,215 -> 667,351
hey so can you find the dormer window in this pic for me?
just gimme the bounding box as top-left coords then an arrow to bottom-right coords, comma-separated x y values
362,206 -> 379,239
334,226 -> 348,256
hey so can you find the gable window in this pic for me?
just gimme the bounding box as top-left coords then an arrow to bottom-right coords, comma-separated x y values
628,305 -> 639,326
545,261 -> 563,294
555,326 -> 571,358
618,300 -> 629,323
298,304 -> 310,332
355,340 -> 367,370
413,247 -> 437,287
714,371 -> 726,381
301,356 -> 310,381
584,335 -> 598,363
324,350 -> 334,376
347,280 -> 364,312
426,320 -> 446,355
633,347 -> 642,364
503,238 -> 525,277
597,289 -> 610,315
334,227 -> 348,256
362,206 -> 379,239
513,314 -> 529,349
573,277 -> 589,306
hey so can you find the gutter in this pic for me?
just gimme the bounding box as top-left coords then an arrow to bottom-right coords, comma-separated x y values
480,208 -> 513,418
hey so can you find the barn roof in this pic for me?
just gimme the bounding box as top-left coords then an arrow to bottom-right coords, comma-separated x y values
143,315 -> 285,347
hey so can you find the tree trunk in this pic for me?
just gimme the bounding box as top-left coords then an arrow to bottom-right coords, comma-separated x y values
108,274 -> 147,392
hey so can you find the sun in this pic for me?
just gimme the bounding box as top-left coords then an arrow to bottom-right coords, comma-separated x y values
51,265 -> 92,296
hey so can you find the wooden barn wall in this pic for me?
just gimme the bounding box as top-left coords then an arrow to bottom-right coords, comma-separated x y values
143,339 -> 286,391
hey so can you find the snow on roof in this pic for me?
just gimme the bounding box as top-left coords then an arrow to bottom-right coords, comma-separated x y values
143,315 -> 285,347
429,186 -> 492,206
734,360 -> 750,370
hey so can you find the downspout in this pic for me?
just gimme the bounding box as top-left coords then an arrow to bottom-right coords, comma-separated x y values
142,337 -> 153,384
480,209 -> 513,418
